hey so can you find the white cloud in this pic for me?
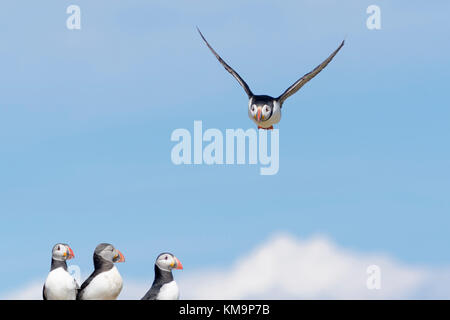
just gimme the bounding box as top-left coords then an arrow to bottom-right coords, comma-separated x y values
176,233 -> 430,299
3,233 -> 450,299
4,281 -> 44,300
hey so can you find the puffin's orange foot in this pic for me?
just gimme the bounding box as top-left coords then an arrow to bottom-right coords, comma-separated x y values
258,126 -> 274,130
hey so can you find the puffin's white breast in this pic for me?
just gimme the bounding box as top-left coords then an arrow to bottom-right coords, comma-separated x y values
44,268 -> 77,300
156,281 -> 179,300
82,266 -> 123,300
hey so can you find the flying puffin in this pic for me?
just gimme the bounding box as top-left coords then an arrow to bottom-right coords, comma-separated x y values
141,252 -> 183,300
77,243 -> 125,300
197,27 -> 345,129
43,243 -> 78,300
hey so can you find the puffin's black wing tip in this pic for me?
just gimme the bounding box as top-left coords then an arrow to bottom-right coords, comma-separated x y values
196,26 -> 206,40
277,39 -> 345,104
196,27 -> 253,99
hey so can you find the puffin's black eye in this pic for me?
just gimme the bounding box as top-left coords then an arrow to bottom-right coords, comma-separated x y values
165,256 -> 168,260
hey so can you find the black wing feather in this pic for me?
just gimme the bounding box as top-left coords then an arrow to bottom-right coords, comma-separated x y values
277,40 -> 345,105
197,27 -> 253,98
141,283 -> 161,300
76,270 -> 100,300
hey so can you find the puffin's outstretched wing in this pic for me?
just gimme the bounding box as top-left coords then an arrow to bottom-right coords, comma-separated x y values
277,40 -> 345,106
197,27 -> 253,98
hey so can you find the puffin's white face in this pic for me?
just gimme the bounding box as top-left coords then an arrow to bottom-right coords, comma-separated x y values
155,253 -> 183,272
96,243 -> 125,263
249,103 -> 272,123
52,243 -> 74,261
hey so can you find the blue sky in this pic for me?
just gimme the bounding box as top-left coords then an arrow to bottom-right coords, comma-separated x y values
0,1 -> 449,297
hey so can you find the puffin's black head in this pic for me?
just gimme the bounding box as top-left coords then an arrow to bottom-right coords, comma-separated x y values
94,243 -> 125,264
248,95 -> 276,124
52,243 -> 75,261
155,252 -> 183,272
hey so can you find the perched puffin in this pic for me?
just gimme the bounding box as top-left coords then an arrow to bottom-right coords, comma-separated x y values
141,253 -> 183,300
197,27 -> 345,129
77,243 -> 125,300
43,243 -> 78,300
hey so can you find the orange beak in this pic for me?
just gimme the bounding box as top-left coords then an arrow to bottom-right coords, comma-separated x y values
67,246 -> 75,260
256,107 -> 262,122
116,250 -> 125,263
174,256 -> 183,270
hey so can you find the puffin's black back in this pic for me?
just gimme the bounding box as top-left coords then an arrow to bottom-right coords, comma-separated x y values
141,264 -> 174,300
76,252 -> 114,300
